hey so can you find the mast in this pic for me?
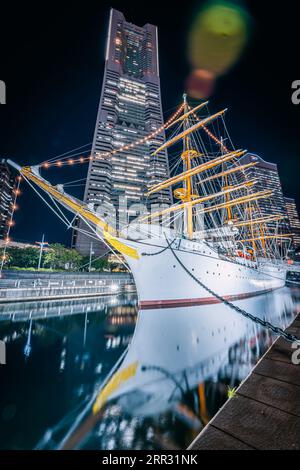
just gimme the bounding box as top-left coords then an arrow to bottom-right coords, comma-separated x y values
141,181 -> 257,222
182,93 -> 193,239
247,203 -> 256,254
221,136 -> 232,223
147,149 -> 245,196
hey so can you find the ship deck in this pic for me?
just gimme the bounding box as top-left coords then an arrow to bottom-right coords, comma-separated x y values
189,313 -> 300,450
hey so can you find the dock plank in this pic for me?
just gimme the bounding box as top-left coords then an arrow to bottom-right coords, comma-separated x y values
206,394 -> 300,449
238,373 -> 300,417
189,314 -> 300,450
267,337 -> 295,363
190,424 -> 254,450
267,348 -> 294,364
254,357 -> 300,386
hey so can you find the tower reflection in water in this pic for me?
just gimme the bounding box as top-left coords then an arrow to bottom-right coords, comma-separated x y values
0,288 -> 298,450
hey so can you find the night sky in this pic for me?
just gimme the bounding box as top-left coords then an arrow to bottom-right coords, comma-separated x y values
0,0 -> 299,246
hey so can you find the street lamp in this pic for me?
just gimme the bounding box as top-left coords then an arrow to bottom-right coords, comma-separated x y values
35,234 -> 49,270
88,242 -> 95,272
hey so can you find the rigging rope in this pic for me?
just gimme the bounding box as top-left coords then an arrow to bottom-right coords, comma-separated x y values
190,106 -> 283,259
41,144 -> 92,165
39,103 -> 184,169
22,174 -> 130,270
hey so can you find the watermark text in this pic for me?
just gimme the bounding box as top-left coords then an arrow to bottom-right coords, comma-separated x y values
0,340 -> 6,365
0,80 -> 6,104
291,341 -> 300,365
291,80 -> 300,105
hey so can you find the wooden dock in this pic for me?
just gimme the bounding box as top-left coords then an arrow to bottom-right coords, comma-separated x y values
189,314 -> 300,450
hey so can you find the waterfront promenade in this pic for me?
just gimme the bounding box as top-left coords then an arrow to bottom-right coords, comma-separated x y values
189,314 -> 300,450
0,271 -> 135,302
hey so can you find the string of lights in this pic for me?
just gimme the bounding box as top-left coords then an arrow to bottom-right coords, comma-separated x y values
40,103 -> 185,169
1,103 -> 185,252
0,176 -> 21,276
43,143 -> 93,164
189,106 -> 229,153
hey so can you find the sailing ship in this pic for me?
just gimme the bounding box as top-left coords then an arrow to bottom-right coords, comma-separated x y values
7,96 -> 293,308
36,288 -> 295,449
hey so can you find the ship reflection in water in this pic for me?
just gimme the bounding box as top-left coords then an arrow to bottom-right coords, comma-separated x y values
0,288 -> 299,450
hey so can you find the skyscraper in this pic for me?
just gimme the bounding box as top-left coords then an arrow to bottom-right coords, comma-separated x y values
75,9 -> 171,255
0,159 -> 15,240
284,197 -> 300,248
238,153 -> 288,235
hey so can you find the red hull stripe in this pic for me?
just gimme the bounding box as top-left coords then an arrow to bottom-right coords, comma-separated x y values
139,287 -> 280,310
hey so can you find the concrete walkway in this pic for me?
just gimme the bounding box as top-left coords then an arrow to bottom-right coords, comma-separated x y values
189,314 -> 300,450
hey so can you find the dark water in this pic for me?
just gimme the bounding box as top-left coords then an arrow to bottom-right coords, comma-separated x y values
0,288 -> 298,450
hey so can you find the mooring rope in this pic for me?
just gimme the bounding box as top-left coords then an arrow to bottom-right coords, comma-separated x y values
164,237 -> 300,344
141,237 -> 177,256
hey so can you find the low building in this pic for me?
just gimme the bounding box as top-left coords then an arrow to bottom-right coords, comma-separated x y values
0,159 -> 15,239
284,197 -> 300,250
0,240 -> 41,250
238,153 -> 288,233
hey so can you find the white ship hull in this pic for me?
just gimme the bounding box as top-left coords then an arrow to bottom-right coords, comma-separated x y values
121,226 -> 287,309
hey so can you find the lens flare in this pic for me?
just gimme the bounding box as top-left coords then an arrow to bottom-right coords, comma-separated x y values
186,69 -> 215,99
188,1 -> 250,77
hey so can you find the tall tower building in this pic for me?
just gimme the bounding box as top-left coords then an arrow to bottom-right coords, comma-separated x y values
0,159 -> 15,240
75,9 -> 171,255
284,197 -> 300,249
238,153 -> 288,235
